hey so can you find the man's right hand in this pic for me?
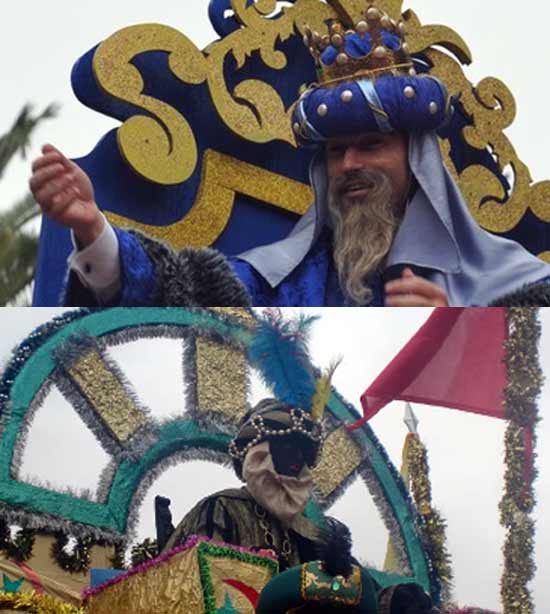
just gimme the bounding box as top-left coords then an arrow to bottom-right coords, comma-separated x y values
30,144 -> 105,247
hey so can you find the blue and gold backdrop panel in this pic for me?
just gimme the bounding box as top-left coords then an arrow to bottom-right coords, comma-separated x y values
0,308 -> 439,600
33,0 -> 550,304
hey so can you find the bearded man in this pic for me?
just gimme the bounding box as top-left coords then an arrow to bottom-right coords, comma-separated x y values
160,399 -> 324,571
29,5 -> 550,307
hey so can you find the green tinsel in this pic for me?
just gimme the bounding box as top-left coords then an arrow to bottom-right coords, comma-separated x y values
197,541 -> 278,614
500,309 -> 542,614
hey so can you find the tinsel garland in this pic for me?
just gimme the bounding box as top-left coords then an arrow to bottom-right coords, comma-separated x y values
0,592 -> 83,614
328,386 -> 426,588
500,309 -> 542,614
83,534 -> 277,600
50,533 -> 92,574
195,538 -> 278,614
406,433 -> 453,606
0,310 -> 90,435
130,538 -> 158,567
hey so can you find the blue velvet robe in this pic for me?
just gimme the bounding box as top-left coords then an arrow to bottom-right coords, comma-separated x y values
66,227 -> 386,307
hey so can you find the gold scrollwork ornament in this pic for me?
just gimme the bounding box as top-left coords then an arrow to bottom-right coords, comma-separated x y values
403,8 -> 550,233
93,0 -> 550,249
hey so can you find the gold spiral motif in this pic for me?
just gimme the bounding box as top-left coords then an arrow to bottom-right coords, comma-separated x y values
93,24 -> 208,185
92,0 -> 550,249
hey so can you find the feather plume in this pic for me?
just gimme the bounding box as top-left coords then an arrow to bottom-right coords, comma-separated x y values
311,358 -> 342,422
316,517 -> 354,578
248,309 -> 318,408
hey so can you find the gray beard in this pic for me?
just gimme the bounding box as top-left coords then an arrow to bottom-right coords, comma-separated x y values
328,170 -> 404,305
243,442 -> 313,526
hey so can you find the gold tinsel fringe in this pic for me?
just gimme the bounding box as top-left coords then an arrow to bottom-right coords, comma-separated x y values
0,592 -> 83,614
407,432 -> 454,605
500,308 -> 542,614
383,431 -> 412,572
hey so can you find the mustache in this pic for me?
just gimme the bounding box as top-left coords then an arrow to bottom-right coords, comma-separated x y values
330,169 -> 389,198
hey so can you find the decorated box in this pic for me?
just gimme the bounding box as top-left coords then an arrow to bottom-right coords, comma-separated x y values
83,536 -> 278,614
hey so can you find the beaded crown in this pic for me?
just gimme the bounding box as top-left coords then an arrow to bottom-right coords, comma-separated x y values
228,400 -> 324,463
302,4 -> 415,87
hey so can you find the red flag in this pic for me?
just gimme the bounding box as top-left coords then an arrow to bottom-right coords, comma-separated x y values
347,308 -> 508,431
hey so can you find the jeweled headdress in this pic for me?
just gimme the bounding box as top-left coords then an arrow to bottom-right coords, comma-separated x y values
304,4 -> 414,86
293,3 -> 452,144
228,398 -> 324,464
229,310 -> 339,477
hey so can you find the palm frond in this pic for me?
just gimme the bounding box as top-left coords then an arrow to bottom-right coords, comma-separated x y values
0,232 -> 39,306
0,103 -> 58,178
0,102 -> 57,304
0,193 -> 40,232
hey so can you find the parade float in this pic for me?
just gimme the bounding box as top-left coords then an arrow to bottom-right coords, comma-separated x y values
7,0 -> 545,609
33,0 -> 550,305
0,307 -> 542,613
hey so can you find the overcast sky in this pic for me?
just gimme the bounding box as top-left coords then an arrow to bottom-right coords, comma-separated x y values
1,0 -> 549,213
0,307 -> 548,613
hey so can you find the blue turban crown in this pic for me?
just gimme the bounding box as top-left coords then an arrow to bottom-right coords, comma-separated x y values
292,5 -> 451,144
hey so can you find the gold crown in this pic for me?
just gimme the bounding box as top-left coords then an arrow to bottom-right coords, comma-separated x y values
302,5 -> 415,86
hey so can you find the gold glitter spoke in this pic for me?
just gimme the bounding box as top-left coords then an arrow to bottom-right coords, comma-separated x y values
312,427 -> 363,499
68,351 -> 148,444
195,338 -> 248,423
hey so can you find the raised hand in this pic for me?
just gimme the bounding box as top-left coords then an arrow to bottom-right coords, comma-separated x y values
30,144 -> 105,247
384,268 -> 449,307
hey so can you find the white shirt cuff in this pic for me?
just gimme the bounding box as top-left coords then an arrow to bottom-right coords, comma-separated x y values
68,217 -> 121,303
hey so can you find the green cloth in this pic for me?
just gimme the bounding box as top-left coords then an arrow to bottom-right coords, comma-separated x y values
255,561 -> 379,613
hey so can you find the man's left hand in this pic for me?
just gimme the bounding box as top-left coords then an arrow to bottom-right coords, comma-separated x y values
384,268 -> 449,307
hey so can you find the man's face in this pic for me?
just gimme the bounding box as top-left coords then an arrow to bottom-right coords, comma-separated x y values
324,131 -> 410,305
326,131 -> 410,208
269,433 -> 318,477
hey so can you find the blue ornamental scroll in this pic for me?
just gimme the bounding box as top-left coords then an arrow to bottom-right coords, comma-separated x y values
32,0 -> 550,304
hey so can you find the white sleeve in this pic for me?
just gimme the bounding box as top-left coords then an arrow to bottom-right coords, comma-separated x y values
67,217 -> 122,303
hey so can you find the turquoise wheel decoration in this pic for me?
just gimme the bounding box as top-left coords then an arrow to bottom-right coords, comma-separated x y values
0,308 -> 433,596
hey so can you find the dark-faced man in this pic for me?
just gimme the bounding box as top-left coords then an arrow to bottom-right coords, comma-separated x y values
161,399 -> 324,571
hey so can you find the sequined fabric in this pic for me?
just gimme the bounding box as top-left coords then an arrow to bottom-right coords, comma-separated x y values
65,225 -> 387,307
161,488 -> 320,571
